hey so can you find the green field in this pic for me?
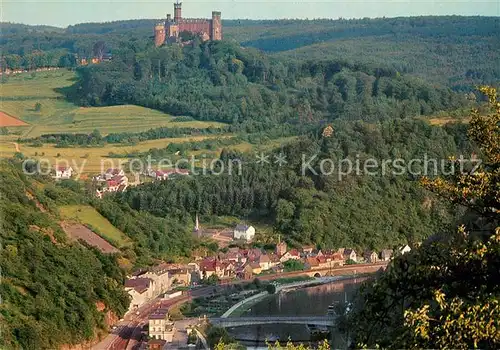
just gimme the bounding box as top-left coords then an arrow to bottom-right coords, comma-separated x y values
59,205 -> 130,247
0,134 -> 232,174
0,70 -> 225,137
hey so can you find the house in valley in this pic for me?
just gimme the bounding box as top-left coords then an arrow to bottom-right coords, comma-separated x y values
302,245 -> 315,255
54,166 -> 73,179
168,268 -> 191,286
248,262 -> 262,275
135,264 -> 171,298
236,264 -> 254,280
124,277 -> 156,312
343,249 -> 357,262
363,250 -> 379,263
304,257 -> 320,270
233,224 -> 255,241
258,254 -> 271,271
399,245 -> 411,255
199,258 -> 228,279
381,249 -> 393,261
104,168 -> 124,180
148,308 -> 174,342
280,249 -> 301,262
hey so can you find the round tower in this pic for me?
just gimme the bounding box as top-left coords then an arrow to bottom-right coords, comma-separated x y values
154,23 -> 166,47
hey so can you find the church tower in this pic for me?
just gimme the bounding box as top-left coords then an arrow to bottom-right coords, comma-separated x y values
195,213 -> 199,232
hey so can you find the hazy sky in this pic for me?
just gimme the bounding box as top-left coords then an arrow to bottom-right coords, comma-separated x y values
2,0 -> 499,27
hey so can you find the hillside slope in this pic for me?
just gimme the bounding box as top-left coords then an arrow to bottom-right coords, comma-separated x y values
0,160 -> 130,349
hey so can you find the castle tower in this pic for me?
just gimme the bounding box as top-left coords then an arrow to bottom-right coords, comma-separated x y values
174,1 -> 182,23
211,11 -> 222,40
154,23 -> 166,47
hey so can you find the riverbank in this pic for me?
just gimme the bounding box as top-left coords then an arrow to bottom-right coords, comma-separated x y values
224,275 -> 370,349
221,275 -> 365,319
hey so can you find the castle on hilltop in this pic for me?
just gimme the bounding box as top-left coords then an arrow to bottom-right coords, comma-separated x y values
154,1 -> 222,46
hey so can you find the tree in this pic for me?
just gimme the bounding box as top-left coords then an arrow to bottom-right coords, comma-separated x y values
347,87 -> 500,349
205,274 -> 219,285
207,326 -> 234,349
266,283 -> 276,294
34,102 -> 42,111
283,259 -> 304,272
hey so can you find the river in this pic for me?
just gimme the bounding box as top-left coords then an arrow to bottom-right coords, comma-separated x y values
225,277 -> 368,349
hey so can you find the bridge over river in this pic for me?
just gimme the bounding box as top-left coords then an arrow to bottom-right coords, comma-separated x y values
210,316 -> 336,328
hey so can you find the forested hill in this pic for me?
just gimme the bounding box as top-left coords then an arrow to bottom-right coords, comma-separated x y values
69,40 -> 467,125
2,16 -> 498,90
117,118 -> 475,249
0,160 -> 129,349
0,158 -> 198,348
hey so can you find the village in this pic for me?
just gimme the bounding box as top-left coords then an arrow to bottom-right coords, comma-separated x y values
122,219 -> 411,347
52,166 -> 189,198
51,165 -> 412,347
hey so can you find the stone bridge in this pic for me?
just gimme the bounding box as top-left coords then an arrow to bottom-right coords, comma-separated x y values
257,261 -> 388,280
210,316 -> 336,328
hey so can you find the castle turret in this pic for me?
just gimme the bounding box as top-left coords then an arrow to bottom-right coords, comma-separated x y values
154,23 -> 166,47
211,11 -> 222,40
174,1 -> 182,23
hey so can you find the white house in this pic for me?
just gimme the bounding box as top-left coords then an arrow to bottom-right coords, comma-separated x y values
399,245 -> 411,255
233,224 -> 255,241
124,277 -> 155,312
104,168 -> 124,180
148,309 -> 174,342
54,166 -> 73,179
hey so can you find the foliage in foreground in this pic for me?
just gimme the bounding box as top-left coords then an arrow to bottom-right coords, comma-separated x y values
347,87 -> 500,349
214,339 -> 331,350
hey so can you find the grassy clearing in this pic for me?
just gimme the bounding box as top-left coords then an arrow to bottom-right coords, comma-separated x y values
226,136 -> 298,154
0,70 -> 225,137
59,205 -> 130,247
427,116 -> 471,126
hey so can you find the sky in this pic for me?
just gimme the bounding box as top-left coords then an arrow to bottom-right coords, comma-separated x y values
2,0 -> 499,27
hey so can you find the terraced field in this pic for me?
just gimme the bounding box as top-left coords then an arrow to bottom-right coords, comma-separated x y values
0,70 -> 225,137
59,205 -> 130,247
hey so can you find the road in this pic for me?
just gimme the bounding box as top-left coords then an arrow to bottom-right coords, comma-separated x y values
92,285 -> 223,350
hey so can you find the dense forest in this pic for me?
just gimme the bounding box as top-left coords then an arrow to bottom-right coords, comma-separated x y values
0,161 -> 130,349
1,17 -> 498,90
343,87 -> 499,349
116,118 -> 475,250
67,40 -> 468,126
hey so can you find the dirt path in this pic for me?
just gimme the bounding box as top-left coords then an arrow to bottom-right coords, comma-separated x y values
60,221 -> 119,254
13,142 -> 20,152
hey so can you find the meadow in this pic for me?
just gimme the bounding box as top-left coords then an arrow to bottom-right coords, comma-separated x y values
0,69 -> 225,137
0,134 -> 233,174
59,204 -> 130,247
0,69 -> 232,174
